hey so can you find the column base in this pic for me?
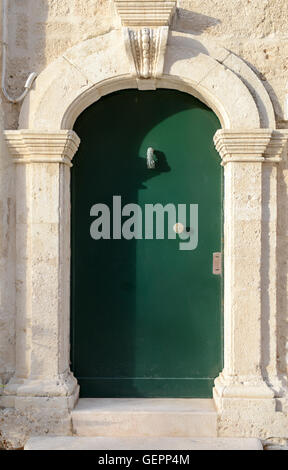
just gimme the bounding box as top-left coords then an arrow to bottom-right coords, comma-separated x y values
0,370 -> 79,411
214,371 -> 274,400
0,371 -> 79,448
214,372 -> 288,439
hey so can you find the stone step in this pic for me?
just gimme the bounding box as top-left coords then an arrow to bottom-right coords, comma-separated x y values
25,436 -> 263,450
72,398 -> 217,438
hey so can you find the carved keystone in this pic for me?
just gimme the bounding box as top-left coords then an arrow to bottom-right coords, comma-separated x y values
115,0 -> 176,79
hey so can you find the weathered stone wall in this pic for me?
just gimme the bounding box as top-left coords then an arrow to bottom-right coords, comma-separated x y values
0,1 -> 16,391
0,0 -> 288,449
0,96 -> 16,388
1,0 -> 288,366
4,0 -> 287,380
176,0 -> 288,127
3,0 -> 288,128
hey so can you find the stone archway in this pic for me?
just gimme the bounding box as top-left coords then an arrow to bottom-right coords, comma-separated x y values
2,27 -> 288,438
18,29 -> 273,130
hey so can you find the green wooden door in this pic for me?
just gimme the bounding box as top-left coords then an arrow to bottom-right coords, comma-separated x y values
71,89 -> 223,398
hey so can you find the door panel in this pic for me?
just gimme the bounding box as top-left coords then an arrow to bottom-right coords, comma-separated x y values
71,89 -> 223,398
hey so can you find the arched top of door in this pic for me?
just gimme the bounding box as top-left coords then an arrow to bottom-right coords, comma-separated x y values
18,29 -> 275,131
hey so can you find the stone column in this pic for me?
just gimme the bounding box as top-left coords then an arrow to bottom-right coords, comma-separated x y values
213,129 -> 288,437
1,131 -> 80,418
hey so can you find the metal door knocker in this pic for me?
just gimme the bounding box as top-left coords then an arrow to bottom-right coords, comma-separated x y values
147,147 -> 157,169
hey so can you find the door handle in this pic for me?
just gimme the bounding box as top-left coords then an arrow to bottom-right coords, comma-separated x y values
213,252 -> 222,275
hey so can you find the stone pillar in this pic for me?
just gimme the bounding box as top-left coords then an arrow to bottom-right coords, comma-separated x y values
0,131 -> 80,420
213,129 -> 288,438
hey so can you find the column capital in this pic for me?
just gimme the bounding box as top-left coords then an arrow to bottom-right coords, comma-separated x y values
4,130 -> 80,167
214,129 -> 288,165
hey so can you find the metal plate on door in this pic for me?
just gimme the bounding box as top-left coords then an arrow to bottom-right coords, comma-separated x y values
213,252 -> 222,275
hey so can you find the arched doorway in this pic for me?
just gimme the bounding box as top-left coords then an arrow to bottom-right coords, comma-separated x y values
71,89 -> 223,398
4,26 -> 285,436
